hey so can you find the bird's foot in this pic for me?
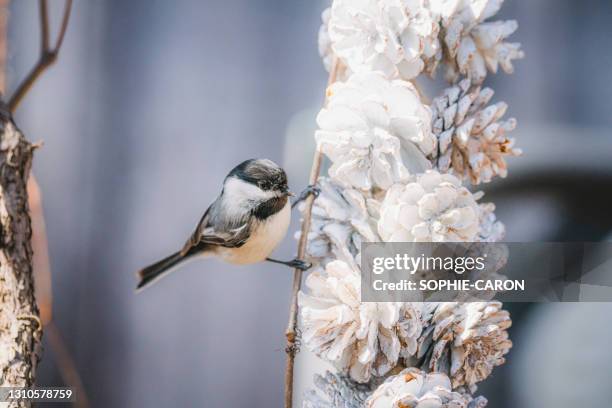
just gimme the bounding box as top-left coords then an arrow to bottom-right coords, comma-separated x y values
286,258 -> 312,271
292,184 -> 321,209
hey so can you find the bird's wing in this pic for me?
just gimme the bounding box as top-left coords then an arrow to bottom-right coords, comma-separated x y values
180,201 -> 251,256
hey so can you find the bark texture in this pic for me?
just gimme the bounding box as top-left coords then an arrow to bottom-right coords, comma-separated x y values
0,103 -> 41,407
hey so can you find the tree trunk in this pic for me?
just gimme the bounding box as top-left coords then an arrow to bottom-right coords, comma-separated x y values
0,102 -> 41,407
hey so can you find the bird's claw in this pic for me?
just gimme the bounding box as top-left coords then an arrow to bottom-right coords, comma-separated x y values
292,184 -> 321,209
304,184 -> 320,199
287,259 -> 312,271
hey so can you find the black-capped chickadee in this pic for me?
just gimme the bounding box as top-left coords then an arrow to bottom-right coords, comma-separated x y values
136,158 -> 316,290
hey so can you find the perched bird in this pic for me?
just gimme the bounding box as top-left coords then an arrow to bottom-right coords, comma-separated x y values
136,158 -> 315,290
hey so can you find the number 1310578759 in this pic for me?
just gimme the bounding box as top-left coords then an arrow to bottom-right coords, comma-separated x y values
0,387 -> 75,402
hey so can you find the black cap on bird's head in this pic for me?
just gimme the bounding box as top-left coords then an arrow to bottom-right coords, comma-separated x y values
227,159 -> 289,195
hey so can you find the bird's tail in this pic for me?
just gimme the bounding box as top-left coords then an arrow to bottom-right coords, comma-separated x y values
136,251 -> 188,291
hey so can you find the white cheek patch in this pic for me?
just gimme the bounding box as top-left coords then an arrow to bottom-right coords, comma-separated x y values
223,177 -> 277,214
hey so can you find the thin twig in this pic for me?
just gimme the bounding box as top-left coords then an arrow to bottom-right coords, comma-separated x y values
39,0 -> 50,50
7,0 -> 72,113
284,57 -> 341,408
0,0 -> 9,95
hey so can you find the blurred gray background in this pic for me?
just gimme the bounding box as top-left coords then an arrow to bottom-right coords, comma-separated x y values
6,0 -> 612,407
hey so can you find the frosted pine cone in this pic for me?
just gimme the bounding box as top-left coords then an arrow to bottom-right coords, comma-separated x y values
431,79 -> 521,184
397,303 -> 425,359
378,170 -> 480,242
366,368 -> 488,408
316,72 -> 435,191
307,177 -> 381,265
417,301 -> 512,392
298,260 -> 403,383
431,0 -> 524,83
303,371 -> 375,408
324,0 -> 440,80
299,261 -> 425,383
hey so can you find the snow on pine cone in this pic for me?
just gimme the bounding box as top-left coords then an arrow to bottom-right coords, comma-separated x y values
417,301 -> 512,392
303,371 -> 376,408
298,260 -> 426,383
322,0 -> 441,81
431,0 -> 524,83
431,79 -> 521,184
366,368 -> 488,408
306,177 -> 381,266
316,72 -> 435,191
378,170 -> 481,242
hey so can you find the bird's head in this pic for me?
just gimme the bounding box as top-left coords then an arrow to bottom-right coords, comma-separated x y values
225,159 -> 290,200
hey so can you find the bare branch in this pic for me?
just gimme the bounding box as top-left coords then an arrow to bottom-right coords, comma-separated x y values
52,0 -> 72,54
0,4 -> 86,405
8,0 -> 73,113
0,106 -> 42,403
284,57 -> 342,408
0,0 -> 9,95
39,0 -> 50,51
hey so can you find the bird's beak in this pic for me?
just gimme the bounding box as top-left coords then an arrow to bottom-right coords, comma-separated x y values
287,191 -> 295,197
